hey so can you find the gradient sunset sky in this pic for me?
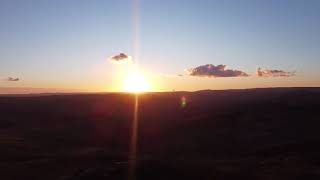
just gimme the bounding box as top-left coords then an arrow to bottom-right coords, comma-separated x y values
1,0 -> 320,93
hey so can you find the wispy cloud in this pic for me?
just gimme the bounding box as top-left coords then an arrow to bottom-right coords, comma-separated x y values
109,53 -> 132,64
257,68 -> 296,77
5,77 -> 20,81
187,64 -> 248,78
160,73 -> 184,78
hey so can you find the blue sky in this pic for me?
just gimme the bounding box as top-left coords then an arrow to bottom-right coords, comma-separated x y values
1,0 -> 320,92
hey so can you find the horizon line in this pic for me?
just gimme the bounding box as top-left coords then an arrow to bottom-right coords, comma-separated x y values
1,86 -> 320,96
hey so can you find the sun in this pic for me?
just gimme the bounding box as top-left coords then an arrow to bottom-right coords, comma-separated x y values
123,70 -> 151,93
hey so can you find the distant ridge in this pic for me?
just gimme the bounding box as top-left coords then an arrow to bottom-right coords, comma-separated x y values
194,87 -> 320,93
0,87 -> 319,97
0,87 -> 88,95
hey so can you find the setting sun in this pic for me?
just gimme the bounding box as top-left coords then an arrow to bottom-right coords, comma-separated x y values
123,70 -> 151,93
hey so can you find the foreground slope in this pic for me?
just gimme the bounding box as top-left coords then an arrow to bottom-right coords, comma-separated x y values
1,88 -> 320,179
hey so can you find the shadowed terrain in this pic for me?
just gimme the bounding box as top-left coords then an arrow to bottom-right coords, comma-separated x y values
1,88 -> 320,180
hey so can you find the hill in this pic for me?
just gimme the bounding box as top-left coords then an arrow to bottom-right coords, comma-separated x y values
1,88 -> 320,180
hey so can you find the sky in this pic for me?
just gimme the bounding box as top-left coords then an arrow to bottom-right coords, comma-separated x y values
1,0 -> 320,93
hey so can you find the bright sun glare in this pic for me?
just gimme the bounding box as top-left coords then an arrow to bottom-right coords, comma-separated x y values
123,70 -> 151,93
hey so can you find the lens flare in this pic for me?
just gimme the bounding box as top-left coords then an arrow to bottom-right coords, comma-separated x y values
128,94 -> 139,180
181,96 -> 187,108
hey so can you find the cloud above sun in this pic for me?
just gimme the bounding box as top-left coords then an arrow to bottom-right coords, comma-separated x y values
109,53 -> 132,64
187,64 -> 248,78
257,68 -> 296,77
4,77 -> 20,82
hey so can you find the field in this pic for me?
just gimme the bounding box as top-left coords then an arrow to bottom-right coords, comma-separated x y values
1,88 -> 320,180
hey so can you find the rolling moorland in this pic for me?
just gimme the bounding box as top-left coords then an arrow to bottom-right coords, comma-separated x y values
1,87 -> 320,179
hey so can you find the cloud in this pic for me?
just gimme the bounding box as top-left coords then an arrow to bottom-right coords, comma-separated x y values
109,53 -> 132,63
187,64 -> 249,77
161,73 -> 184,78
5,77 -> 20,81
257,68 -> 296,77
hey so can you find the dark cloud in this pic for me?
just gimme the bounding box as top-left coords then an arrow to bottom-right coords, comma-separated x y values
6,77 -> 20,81
188,64 -> 248,77
257,68 -> 295,77
110,53 -> 132,63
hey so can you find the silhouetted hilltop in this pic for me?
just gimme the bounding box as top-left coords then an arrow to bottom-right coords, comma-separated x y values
0,88 -> 320,180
